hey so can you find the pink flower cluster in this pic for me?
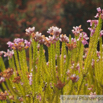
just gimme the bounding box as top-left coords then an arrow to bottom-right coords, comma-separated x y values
59,34 -> 69,42
66,38 -> 77,50
72,25 -> 83,36
4,49 -> 14,59
33,32 -> 45,44
87,19 -> 103,37
87,20 -> 98,36
87,20 -> 98,27
7,38 -> 31,50
25,27 -> 35,35
0,50 -> 14,59
45,26 -> 62,45
81,32 -> 89,45
77,32 -> 89,45
95,7 -> 103,19
71,38 -> 77,43
27,26 -> 62,46
25,26 -> 89,47
71,25 -> 89,45
47,26 -> 62,37
70,74 -> 79,82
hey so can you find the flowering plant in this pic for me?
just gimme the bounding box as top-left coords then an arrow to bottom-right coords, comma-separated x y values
0,7 -> 103,103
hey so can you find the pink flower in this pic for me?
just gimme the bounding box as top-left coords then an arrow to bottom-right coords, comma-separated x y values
33,32 -> 45,44
38,39 -> 45,44
7,38 -> 24,49
82,39 -> 88,45
101,13 -> 103,19
52,35 -> 59,41
47,26 -> 54,34
36,94 -> 42,101
71,38 -> 77,43
97,7 -> 101,13
48,35 -> 59,44
72,25 -> 82,36
88,88 -> 92,91
7,41 -> 14,49
35,32 -> 42,39
77,32 -> 89,45
95,7 -> 103,19
85,84 -> 88,86
0,77 -> 5,83
37,44 -> 40,49
100,30 -> 103,37
59,34 -> 69,42
82,32 -> 89,40
24,40 -> 31,47
76,63 -> 80,73
46,62 -> 49,66
53,27 -> 62,36
20,82 -> 24,85
87,20 -> 98,27
70,74 -> 79,82
94,13 -> 99,18
89,92 -> 96,99
64,55 -> 66,60
14,38 -> 24,43
25,27 -> 35,35
96,51 -> 100,58
47,26 -> 62,37
44,37 -> 51,47
28,73 -> 32,85
66,69 -> 70,75
88,28 -> 95,36
7,38 -> 31,50
4,49 -> 14,59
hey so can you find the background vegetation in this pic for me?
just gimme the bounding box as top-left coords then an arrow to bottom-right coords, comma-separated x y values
0,0 -> 103,51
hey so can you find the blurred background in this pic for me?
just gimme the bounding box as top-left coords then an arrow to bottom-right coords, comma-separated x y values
0,0 -> 103,51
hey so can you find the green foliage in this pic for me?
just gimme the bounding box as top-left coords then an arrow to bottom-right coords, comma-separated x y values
0,8 -> 103,103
